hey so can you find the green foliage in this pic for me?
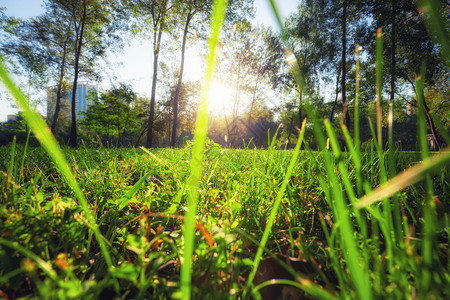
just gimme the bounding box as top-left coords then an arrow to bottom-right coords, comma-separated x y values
0,142 -> 448,298
81,84 -> 144,146
0,113 -> 28,145
370,0 -> 447,85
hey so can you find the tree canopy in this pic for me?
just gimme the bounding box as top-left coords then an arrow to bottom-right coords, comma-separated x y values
0,0 -> 447,149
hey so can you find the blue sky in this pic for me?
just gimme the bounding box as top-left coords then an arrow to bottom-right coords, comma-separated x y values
1,0 -> 45,18
0,0 -> 299,121
1,0 -> 297,26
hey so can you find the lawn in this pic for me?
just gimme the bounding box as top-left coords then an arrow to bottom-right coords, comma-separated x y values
1,143 -> 448,299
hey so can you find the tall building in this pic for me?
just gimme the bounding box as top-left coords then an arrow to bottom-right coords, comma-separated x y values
70,82 -> 96,119
7,115 -> 18,122
47,82 -> 96,121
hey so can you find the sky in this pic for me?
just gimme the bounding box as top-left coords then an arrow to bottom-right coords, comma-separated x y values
0,0 -> 299,122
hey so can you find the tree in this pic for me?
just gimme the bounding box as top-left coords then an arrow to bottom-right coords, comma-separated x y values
218,21 -> 250,146
47,0 -> 115,148
388,0 -> 396,152
0,16 -> 48,102
244,27 -> 282,134
47,81 -> 72,138
124,0 -> 253,148
170,0 -> 254,148
367,0 -> 448,148
0,112 -> 29,145
285,0 -> 338,121
285,0 -> 372,132
170,0 -> 213,148
165,79 -> 200,146
21,12 -> 73,135
216,21 -> 267,147
280,0 -> 341,141
82,84 -> 142,146
341,0 -> 350,129
0,1 -> 116,138
125,0 -> 173,148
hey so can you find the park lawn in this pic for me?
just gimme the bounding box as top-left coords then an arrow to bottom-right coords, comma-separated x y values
1,144 -> 448,299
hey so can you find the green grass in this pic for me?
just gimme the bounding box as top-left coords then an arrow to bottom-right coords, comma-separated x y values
1,0 -> 450,298
0,144 -> 448,298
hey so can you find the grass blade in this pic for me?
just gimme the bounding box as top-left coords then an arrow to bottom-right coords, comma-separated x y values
376,28 -> 383,149
178,1 -> 227,298
268,1 -> 373,298
6,136 -> 16,200
355,146 -> 450,208
416,61 -> 438,295
354,45 -> 362,196
415,0 -> 449,67
0,238 -> 58,282
245,119 -> 307,293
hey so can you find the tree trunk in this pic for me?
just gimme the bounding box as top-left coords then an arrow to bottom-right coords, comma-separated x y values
171,12 -> 193,148
146,28 -> 163,148
423,95 -> 441,150
329,70 -> 341,122
69,0 -> 87,148
51,41 -> 68,135
167,107 -> 172,145
408,79 -> 441,150
134,123 -> 147,147
286,106 -> 294,147
231,58 -> 242,147
341,0 -> 350,129
247,71 -> 260,130
146,3 -> 167,148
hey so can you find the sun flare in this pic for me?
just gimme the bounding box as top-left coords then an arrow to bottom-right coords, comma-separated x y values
207,80 -> 233,115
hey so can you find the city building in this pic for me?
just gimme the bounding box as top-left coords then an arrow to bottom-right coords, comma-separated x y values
71,82 -> 96,119
47,82 -> 96,121
7,114 -> 18,122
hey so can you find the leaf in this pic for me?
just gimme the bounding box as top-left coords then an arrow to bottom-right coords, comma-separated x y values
117,173 -> 149,211
110,264 -> 139,283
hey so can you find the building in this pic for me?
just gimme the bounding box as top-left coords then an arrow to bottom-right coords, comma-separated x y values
47,82 -> 96,121
7,114 -> 18,122
70,82 -> 96,119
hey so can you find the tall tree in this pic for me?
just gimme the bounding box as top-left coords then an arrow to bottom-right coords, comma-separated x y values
171,0 -> 212,148
285,0 -> 370,131
284,0 -> 341,130
169,80 -> 200,145
341,0 -> 351,129
146,0 -> 170,148
2,17 -> 68,134
170,0 -> 253,147
48,0 -> 113,148
0,17 -> 48,101
216,20 -> 256,146
245,27 -> 282,133
368,0 -> 448,148
1,1 -> 114,137
27,11 -> 73,135
125,0 -> 172,148
68,0 -> 87,148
